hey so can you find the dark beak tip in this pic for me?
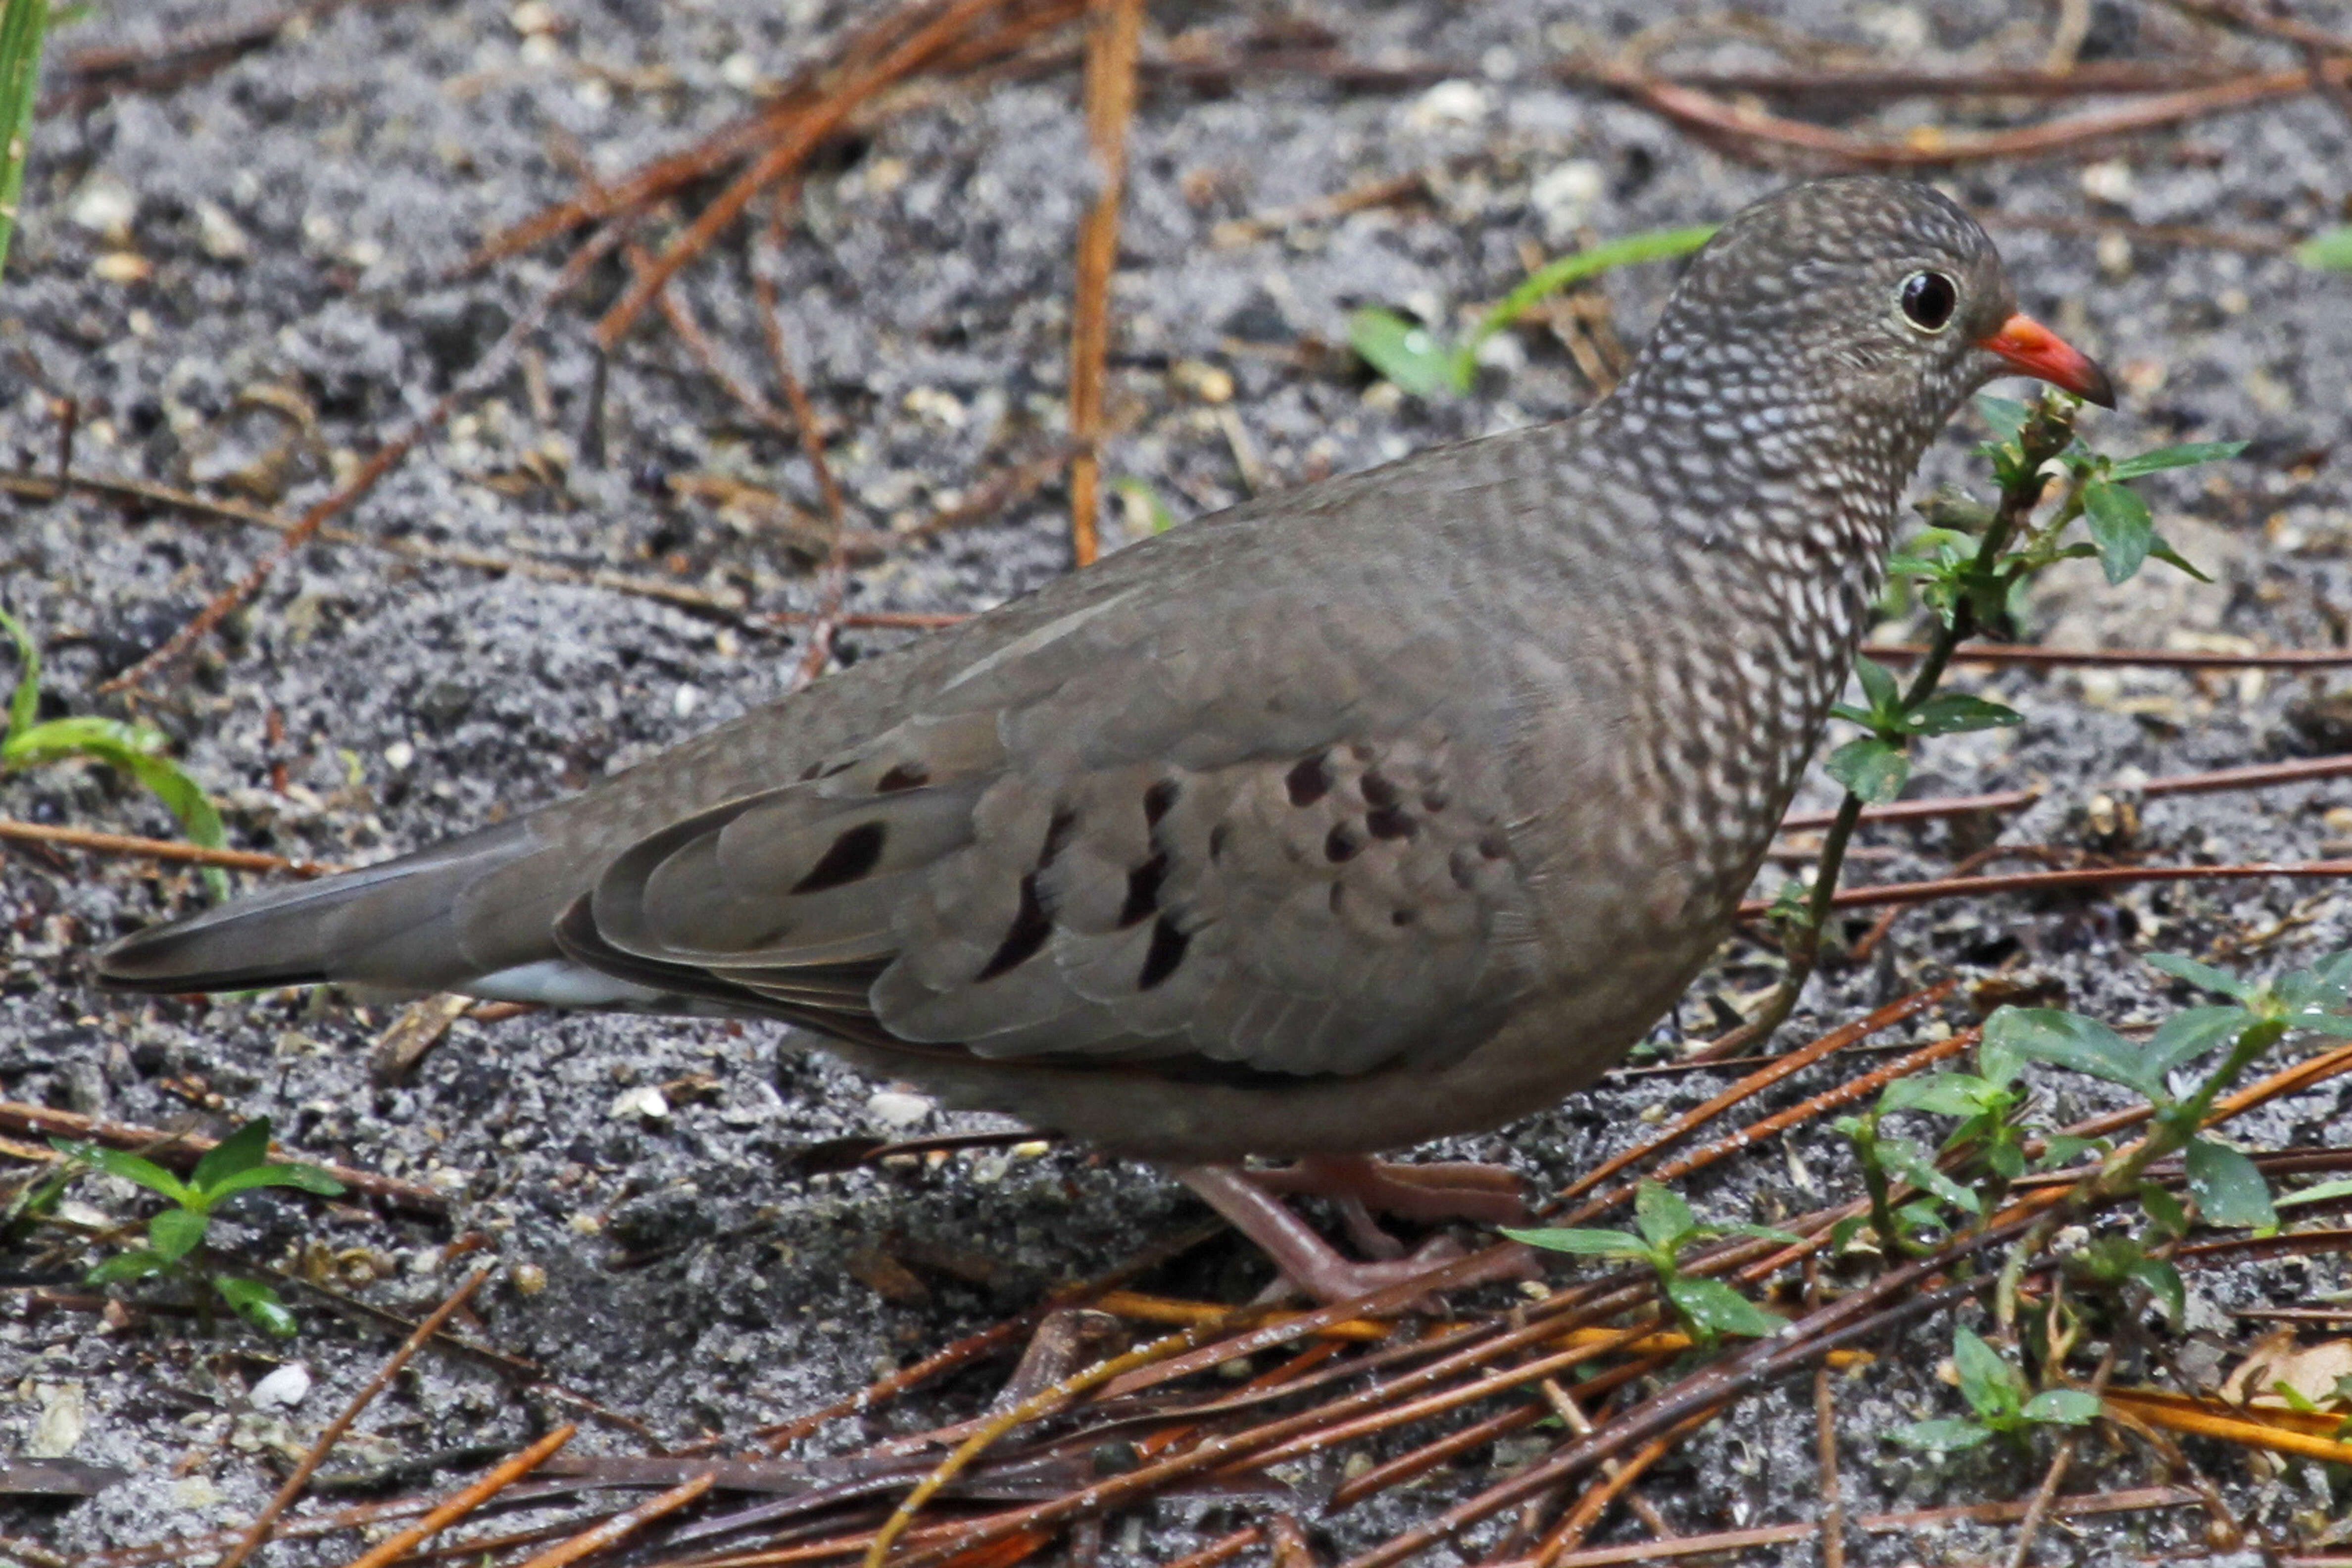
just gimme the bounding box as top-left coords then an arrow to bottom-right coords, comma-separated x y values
2079,358 -> 2118,410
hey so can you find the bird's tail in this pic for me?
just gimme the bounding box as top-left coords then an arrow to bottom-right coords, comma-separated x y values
96,819 -> 559,997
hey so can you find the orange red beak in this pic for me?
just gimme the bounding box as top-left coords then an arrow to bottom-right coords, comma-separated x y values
1976,313 -> 2115,408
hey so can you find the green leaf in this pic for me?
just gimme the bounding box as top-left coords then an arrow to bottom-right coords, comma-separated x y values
2132,1256 -> 2186,1323
2138,1181 -> 2190,1240
1892,1418 -> 1995,1452
1904,693 -> 2022,737
2275,1177 -> 2352,1210
2022,1388 -> 2103,1426
0,607 -> 40,746
1983,1006 -> 2162,1099
1827,1215 -> 1870,1252
1852,655 -> 1899,718
148,1206 -> 209,1262
1633,1179 -> 1697,1253
190,1119 -> 274,1194
2296,226 -> 2352,271
214,1276 -> 298,1336
1875,1134 -> 1981,1216
2143,952 -> 2252,1000
1952,1325 -> 2027,1420
207,1162 -> 346,1201
1826,736 -> 1909,804
1664,1275 -> 1785,1338
1347,306 -> 1464,398
2141,1006 -> 2252,1083
2107,441 -> 2249,480
1716,1222 -> 1808,1246
2081,478 -> 2153,586
2147,535 -> 2211,583
3,713 -> 232,901
2185,1138 -> 2277,1230
1880,1073 -> 2001,1119
2034,1134 -> 2098,1170
49,1138 -> 192,1206
0,0 -> 50,283
87,1248 -> 172,1285
1975,394 -> 2030,442
1500,1226 -> 1652,1260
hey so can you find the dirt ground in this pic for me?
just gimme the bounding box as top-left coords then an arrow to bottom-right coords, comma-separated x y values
4,0 -> 2352,1562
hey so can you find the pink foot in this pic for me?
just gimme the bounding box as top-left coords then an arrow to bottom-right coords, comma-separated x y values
1246,1155 -> 1531,1226
1174,1163 -> 1537,1310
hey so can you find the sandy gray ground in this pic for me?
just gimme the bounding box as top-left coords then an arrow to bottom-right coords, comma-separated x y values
3,0 -> 2352,1562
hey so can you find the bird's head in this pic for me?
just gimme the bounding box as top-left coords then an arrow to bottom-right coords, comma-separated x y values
1616,176 -> 2111,464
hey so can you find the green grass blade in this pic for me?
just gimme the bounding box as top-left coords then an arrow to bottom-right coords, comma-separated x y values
0,0 -> 49,280
0,605 -> 39,744
1455,223 -> 1717,374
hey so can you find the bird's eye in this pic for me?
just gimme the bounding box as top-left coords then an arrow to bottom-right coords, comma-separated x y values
1898,271 -> 1958,333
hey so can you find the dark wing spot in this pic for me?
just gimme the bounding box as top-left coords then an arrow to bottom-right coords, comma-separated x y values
1421,789 -> 1449,813
1284,752 -> 1332,807
1119,851 -> 1169,928
877,761 -> 930,792
1477,830 -> 1510,860
1037,806 -> 1079,871
1208,823 -> 1230,862
977,873 -> 1053,980
1448,847 -> 1479,890
1324,823 -> 1361,863
1359,770 -> 1400,809
791,822 -> 886,893
798,761 -> 827,782
1391,907 -> 1415,927
1137,915 -> 1190,990
1143,779 -> 1181,826
1366,806 -> 1416,840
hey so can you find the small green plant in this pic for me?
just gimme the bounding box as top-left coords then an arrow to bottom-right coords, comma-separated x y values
1723,394 -> 2246,1056
1892,1323 -> 2102,1453
2,607 -> 231,897
0,0 -> 49,278
1349,223 -> 1717,397
1827,397 -> 2240,809
1832,1028 -> 2102,1258
52,1118 -> 343,1335
1110,476 -> 1176,534
1506,1179 -> 1801,1349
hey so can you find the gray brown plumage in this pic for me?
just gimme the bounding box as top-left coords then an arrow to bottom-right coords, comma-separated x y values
97,177 -> 2112,1301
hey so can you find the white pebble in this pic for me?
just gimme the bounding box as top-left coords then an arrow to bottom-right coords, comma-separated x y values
249,1364 -> 311,1410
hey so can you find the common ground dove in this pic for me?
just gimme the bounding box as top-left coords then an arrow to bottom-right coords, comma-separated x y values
99,177 -> 2112,1302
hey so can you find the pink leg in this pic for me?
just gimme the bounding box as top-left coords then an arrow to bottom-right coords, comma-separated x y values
1175,1164 -> 1536,1309
1246,1154 -> 1531,1226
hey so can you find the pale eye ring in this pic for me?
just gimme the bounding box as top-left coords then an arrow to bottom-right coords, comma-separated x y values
1898,270 -> 1958,333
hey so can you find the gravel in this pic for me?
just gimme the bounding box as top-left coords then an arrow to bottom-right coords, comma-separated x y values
4,0 -> 2352,1561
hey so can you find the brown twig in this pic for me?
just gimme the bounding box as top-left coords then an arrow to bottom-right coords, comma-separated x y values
1605,61 -> 2335,168
1064,0 -> 1145,568
336,1425 -> 576,1568
1551,981 -> 1955,1210
1737,856 -> 2352,918
98,221 -> 633,695
594,0 -> 1014,351
1862,639 -> 2352,670
215,1266 -> 494,1568
511,1473 -> 716,1568
0,817 -> 339,877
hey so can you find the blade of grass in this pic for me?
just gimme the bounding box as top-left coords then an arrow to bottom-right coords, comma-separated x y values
0,0 -> 48,278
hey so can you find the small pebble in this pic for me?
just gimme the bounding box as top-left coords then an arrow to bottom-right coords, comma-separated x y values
249,1364 -> 311,1410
